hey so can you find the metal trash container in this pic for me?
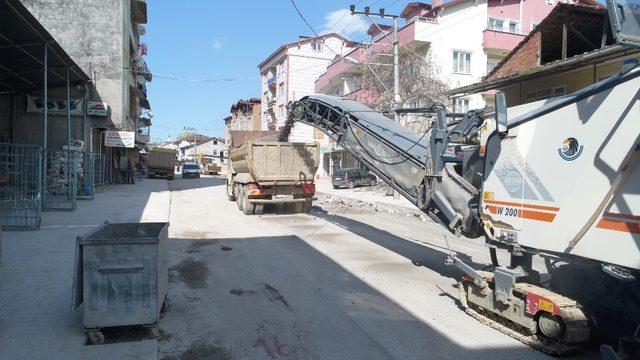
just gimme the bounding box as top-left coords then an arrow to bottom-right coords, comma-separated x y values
72,221 -> 169,344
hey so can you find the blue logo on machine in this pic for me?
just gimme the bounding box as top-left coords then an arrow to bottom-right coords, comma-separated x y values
558,137 -> 583,161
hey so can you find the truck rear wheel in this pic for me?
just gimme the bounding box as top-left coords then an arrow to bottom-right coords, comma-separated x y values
302,199 -> 313,213
227,181 -> 236,201
236,185 -> 244,211
242,188 -> 254,215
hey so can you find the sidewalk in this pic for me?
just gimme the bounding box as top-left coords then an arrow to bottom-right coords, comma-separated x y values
0,179 -> 170,360
315,178 -> 416,211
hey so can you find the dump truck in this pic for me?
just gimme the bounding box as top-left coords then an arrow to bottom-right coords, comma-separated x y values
198,154 -> 222,175
227,131 -> 319,215
148,148 -> 177,180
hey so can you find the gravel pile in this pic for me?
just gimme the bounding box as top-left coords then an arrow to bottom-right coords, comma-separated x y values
316,194 -> 429,223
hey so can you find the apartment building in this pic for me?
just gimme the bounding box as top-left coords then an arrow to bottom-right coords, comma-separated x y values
258,34 -> 353,139
226,98 -> 261,141
19,0 -> 152,185
316,0 -> 597,111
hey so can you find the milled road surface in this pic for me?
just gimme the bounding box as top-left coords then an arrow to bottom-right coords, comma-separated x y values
158,175 -> 591,359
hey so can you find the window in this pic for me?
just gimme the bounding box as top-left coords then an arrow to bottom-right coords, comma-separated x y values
453,51 -> 471,74
454,98 -> 470,113
213,140 -> 217,145
213,149 -> 218,156
524,85 -> 566,103
488,18 -> 504,31
509,21 -> 519,34
531,22 -> 539,31
546,0 -> 554,5
277,83 -> 284,97
487,58 -> 500,73
278,105 -> 284,117
312,41 -> 323,52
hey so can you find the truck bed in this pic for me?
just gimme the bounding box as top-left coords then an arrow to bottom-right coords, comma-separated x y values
230,141 -> 319,184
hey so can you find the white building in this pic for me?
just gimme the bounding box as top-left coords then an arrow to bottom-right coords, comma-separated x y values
257,33 -> 355,177
184,138 -> 227,164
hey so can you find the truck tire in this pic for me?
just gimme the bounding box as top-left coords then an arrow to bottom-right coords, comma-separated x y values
236,185 -> 244,211
242,188 -> 255,215
302,199 -> 313,213
332,185 -> 339,189
227,181 -> 236,201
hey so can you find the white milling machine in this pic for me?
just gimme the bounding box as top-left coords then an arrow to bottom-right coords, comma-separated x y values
287,0 -> 640,355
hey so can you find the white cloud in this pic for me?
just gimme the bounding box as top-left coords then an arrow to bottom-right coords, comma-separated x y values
212,39 -> 223,50
319,8 -> 368,39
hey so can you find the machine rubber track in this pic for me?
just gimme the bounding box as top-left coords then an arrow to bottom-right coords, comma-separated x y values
458,280 -> 590,355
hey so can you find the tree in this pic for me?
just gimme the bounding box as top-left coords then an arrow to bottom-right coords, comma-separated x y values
176,130 -> 195,142
359,49 -> 449,133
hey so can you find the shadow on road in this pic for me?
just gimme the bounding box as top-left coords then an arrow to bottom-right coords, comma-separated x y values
160,234 -> 546,360
311,210 -> 489,280
166,175 -> 226,192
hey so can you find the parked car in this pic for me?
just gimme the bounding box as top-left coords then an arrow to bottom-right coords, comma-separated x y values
182,162 -> 201,179
332,168 -> 377,189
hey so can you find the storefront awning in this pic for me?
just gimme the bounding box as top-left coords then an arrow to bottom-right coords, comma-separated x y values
0,0 -> 90,93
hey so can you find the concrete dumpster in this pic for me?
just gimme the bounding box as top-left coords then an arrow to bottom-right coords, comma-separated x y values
72,221 -> 169,344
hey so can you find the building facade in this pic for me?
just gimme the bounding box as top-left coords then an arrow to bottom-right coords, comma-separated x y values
20,0 -> 153,183
258,33 -> 353,136
316,0 -> 579,111
184,138 -> 227,165
226,98 -> 261,142
449,3 -> 626,107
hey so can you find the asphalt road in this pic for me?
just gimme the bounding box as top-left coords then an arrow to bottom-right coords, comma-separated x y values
157,174 -> 579,359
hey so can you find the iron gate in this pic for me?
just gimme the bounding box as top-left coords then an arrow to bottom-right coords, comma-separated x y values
0,143 -> 42,230
93,153 -> 105,193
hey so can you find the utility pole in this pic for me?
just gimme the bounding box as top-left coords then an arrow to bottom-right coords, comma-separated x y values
183,126 -> 196,162
350,5 -> 400,122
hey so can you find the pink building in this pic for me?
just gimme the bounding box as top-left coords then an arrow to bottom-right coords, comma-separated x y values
316,0 -> 597,112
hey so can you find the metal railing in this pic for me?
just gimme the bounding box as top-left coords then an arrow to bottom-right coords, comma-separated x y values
43,148 -> 78,211
0,143 -> 42,230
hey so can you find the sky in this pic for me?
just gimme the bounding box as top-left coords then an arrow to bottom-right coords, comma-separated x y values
144,0 -> 408,142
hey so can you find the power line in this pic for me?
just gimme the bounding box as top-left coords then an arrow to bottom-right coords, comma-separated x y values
289,0 -> 342,58
325,0 -> 366,35
94,63 -> 253,83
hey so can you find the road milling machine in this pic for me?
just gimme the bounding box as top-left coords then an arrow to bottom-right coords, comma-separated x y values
286,0 -> 640,355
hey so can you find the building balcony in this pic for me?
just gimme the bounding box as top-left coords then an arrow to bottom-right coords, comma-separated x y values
483,29 -> 525,56
315,46 -> 367,92
316,21 -> 419,94
266,75 -> 277,88
134,0 -> 147,24
343,88 -> 378,106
